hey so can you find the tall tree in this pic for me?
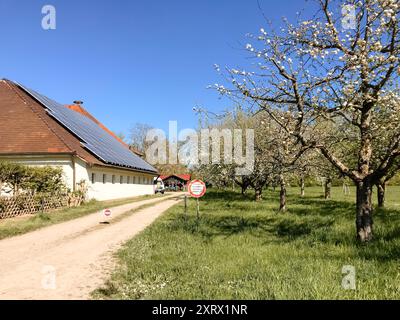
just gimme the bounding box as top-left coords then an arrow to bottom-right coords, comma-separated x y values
129,122 -> 154,154
375,159 -> 400,207
216,0 -> 400,241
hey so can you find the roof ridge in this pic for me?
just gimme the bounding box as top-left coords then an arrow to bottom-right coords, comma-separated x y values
5,81 -> 75,155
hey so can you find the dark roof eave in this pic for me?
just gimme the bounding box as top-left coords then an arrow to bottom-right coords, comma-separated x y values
89,162 -> 158,175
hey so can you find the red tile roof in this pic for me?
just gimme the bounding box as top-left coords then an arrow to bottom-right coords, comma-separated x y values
0,80 -> 75,155
159,174 -> 191,182
0,79 -> 154,173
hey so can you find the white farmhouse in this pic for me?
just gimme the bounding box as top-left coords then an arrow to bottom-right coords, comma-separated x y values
0,79 -> 158,200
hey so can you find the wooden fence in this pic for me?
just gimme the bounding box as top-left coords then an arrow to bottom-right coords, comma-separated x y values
0,193 -> 84,219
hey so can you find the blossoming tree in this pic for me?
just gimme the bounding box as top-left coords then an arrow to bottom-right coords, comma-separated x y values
215,0 -> 400,241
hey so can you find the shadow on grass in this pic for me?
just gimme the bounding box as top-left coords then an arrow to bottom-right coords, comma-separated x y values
273,218 -> 334,239
202,189 -> 355,220
202,190 -> 254,202
183,190 -> 343,240
288,199 -> 355,218
203,189 -> 355,214
175,190 -> 400,262
170,213 -> 335,244
356,243 -> 400,262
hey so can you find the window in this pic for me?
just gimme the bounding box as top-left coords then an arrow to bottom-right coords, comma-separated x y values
112,175 -> 116,184
103,174 -> 106,184
133,176 -> 136,184
138,177 -> 141,184
127,176 -> 130,184
120,175 -> 123,184
91,173 -> 96,184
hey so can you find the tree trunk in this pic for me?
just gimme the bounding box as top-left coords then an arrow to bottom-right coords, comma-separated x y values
255,188 -> 262,201
300,177 -> 305,197
279,176 -> 286,212
241,183 -> 249,195
376,181 -> 386,208
342,181 -> 350,195
324,177 -> 332,199
356,181 -> 373,242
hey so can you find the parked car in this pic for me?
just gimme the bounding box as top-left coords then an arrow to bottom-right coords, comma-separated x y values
154,177 -> 165,194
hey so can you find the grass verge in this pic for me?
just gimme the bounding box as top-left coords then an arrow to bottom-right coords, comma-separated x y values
93,186 -> 400,300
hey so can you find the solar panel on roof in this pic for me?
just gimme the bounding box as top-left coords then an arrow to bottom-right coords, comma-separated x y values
15,82 -> 157,173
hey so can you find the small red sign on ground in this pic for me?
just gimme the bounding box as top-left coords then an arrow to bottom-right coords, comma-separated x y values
188,180 -> 206,198
103,208 -> 111,217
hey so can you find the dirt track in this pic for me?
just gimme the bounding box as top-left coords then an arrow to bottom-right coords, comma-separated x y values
0,193 -> 183,300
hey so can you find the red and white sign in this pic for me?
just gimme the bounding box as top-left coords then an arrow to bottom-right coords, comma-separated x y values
188,180 -> 206,198
103,208 -> 112,217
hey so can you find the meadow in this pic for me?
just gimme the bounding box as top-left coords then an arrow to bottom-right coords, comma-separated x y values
94,186 -> 400,299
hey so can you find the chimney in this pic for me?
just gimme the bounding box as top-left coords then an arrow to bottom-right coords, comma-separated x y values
73,100 -> 83,105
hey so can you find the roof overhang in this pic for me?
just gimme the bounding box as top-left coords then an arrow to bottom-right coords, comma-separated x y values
90,163 -> 158,175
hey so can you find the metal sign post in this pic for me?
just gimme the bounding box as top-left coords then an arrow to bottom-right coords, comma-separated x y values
184,195 -> 188,218
196,198 -> 200,220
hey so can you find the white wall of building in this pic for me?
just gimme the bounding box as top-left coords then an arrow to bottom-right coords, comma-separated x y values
0,155 -> 157,201
86,165 -> 156,201
0,155 -> 75,190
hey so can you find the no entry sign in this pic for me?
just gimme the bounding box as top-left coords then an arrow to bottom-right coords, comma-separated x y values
188,180 -> 206,198
103,208 -> 112,217
100,208 -> 112,224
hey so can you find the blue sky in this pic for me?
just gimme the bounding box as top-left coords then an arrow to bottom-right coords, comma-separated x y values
0,0 -> 309,139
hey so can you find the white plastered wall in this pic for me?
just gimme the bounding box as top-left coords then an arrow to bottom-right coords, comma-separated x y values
0,155 -> 157,201
86,164 -> 156,201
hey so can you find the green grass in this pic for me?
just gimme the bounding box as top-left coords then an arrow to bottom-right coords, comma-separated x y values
0,194 -> 162,240
93,186 -> 400,300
